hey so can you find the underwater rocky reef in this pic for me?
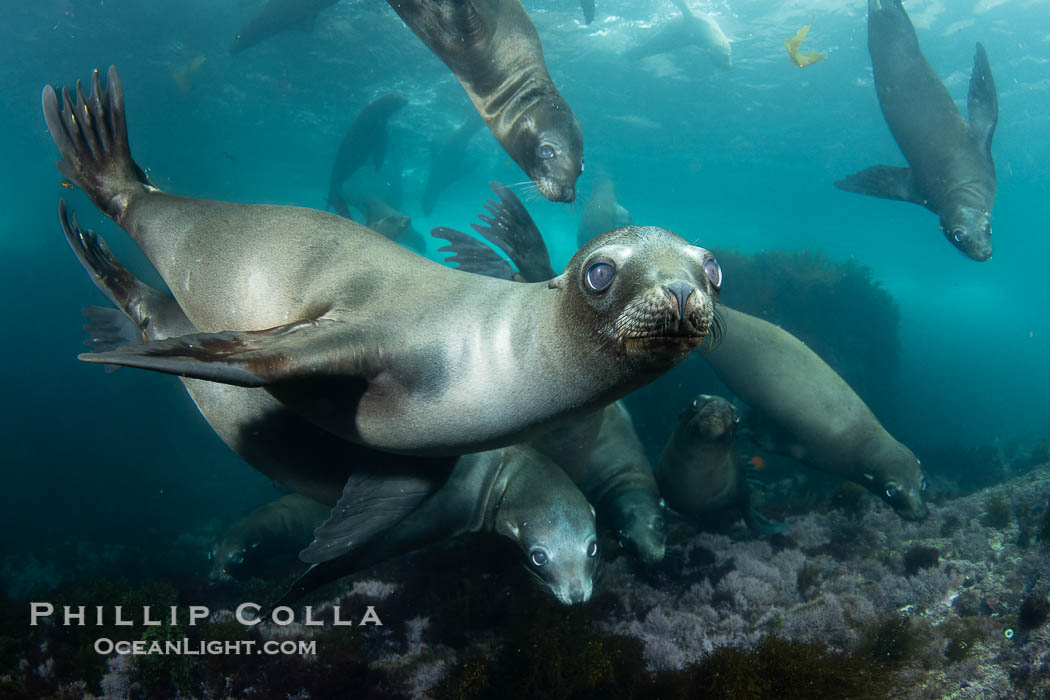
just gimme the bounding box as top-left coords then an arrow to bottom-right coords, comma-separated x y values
3,463 -> 1048,699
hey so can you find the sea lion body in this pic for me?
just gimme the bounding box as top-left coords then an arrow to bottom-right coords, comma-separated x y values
836,0 -> 997,261
348,193 -> 425,251
210,493 -> 329,581
422,118 -> 483,215
706,306 -> 927,519
328,93 -> 408,218
44,68 -> 719,457
630,0 -> 732,70
579,401 -> 666,563
387,0 -> 583,202
230,0 -> 338,54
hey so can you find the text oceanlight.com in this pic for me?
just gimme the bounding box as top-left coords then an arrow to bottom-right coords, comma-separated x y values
93,638 -> 316,656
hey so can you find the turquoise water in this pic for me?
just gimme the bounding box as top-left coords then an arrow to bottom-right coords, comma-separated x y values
1,0 -> 1048,627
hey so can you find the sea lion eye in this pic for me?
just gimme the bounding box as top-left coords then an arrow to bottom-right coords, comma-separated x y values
692,398 -> 700,409
538,144 -> 556,159
530,549 -> 548,567
703,257 -> 722,290
231,550 -> 245,564
885,484 -> 898,500
587,541 -> 598,558
585,261 -> 616,292
952,228 -> 964,242
921,477 -> 927,492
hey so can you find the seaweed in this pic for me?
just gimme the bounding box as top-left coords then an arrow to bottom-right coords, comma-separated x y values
902,545 -> 940,577
982,494 -> 1014,529
859,615 -> 925,665
1018,593 -> 1049,630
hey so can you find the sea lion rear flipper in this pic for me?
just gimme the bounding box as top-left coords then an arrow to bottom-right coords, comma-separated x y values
299,469 -> 445,564
967,42 -> 998,161
431,226 -> 516,280
469,182 -> 556,283
77,320 -> 374,388
834,165 -> 923,205
580,0 -> 595,24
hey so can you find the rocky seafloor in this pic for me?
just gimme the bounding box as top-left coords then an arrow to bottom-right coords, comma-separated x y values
3,464 -> 1049,699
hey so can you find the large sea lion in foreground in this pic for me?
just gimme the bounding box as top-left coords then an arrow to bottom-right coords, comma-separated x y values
386,0 -> 584,202
328,93 -> 408,219
835,0 -> 997,261
62,208 -> 598,605
230,0 -> 339,54
43,67 -> 719,456
706,307 -> 927,520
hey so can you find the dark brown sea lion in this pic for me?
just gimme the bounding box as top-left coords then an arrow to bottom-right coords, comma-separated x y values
386,0 -> 584,202
230,0 -> 339,54
835,0 -> 997,261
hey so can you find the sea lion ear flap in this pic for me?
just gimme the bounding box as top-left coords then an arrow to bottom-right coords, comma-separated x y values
497,519 -> 521,539
547,273 -> 567,290
967,42 -> 998,161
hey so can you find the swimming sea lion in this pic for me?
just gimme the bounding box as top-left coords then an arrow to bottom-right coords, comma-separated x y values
347,193 -> 425,251
62,207 -> 598,605
43,67 -> 719,456
580,0 -> 596,25
705,306 -> 928,520
629,0 -> 732,70
422,117 -> 483,215
386,0 -> 584,202
230,0 -> 339,54
835,0 -> 997,261
210,493 -> 329,582
577,174 -> 633,248
328,93 -> 408,219
579,401 -> 666,564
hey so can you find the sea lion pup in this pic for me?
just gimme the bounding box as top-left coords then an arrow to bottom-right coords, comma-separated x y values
835,0 -> 997,261
706,307 -> 928,520
655,394 -> 783,533
60,207 -> 598,605
230,0 -> 339,55
43,67 -> 719,456
422,117 -> 484,216
347,193 -> 425,251
385,0 -> 584,202
579,401 -> 667,564
327,92 -> 408,219
629,0 -> 732,70
210,493 -> 329,582
577,174 -> 633,248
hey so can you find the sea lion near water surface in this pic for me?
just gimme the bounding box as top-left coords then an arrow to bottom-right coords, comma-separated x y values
327,93 -> 408,219
386,0 -> 584,202
61,207 -> 598,605
230,0 -> 339,54
835,0 -> 997,261
42,67 -> 719,456
629,0 -> 732,70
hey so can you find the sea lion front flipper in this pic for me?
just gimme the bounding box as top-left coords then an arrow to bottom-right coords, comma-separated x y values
299,469 -> 446,564
834,165 -> 923,205
77,320 -> 376,388
967,42 -> 998,161
470,182 -> 556,283
431,226 -> 516,280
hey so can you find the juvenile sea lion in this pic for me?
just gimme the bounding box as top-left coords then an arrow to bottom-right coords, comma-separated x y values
347,193 -> 425,251
579,401 -> 666,563
835,0 -> 997,261
328,93 -> 408,219
422,117 -> 483,215
386,0 -> 584,202
230,0 -> 339,54
210,493 -> 329,582
61,208 -> 598,605
577,174 -> 633,248
706,307 -> 928,520
629,0 -> 732,70
43,67 -> 718,456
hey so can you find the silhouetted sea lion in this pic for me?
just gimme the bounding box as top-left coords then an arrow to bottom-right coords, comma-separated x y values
328,93 -> 408,218
347,193 -> 425,251
577,174 -> 633,248
386,0 -> 584,202
629,0 -> 732,70
835,0 -> 997,261
43,67 -> 718,456
230,0 -> 339,54
422,118 -> 483,215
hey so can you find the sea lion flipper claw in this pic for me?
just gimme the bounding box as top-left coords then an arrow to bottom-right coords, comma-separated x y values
77,320 -> 372,387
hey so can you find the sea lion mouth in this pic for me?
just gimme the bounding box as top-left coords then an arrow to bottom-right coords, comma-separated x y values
536,177 -> 576,202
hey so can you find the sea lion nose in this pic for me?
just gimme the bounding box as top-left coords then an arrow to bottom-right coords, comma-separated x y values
665,281 -> 694,321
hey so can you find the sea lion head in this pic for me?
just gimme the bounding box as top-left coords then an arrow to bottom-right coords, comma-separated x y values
510,97 -> 584,202
615,500 -> 667,564
860,440 -> 928,521
940,205 -> 992,262
209,537 -> 257,582
553,225 -> 722,368
680,394 -> 738,442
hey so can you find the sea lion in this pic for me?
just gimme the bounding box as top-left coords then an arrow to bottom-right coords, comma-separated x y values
43,67 -> 719,456
422,117 -> 483,215
705,307 -> 928,520
579,401 -> 666,564
580,0 -> 596,25
835,0 -> 997,262
347,193 -> 425,251
328,93 -> 408,219
61,207 -> 598,605
386,0 -> 584,202
577,174 -> 633,248
230,0 -> 339,54
629,0 -> 732,70
210,493 -> 329,582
